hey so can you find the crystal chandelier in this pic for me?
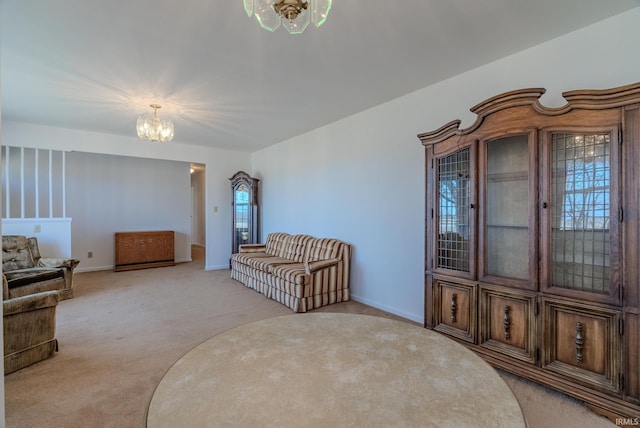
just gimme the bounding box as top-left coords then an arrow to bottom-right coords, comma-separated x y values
243,0 -> 331,34
136,104 -> 174,142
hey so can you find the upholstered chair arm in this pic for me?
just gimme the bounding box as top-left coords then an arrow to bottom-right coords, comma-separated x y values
2,274 -> 9,300
239,244 -> 266,253
37,258 -> 80,297
304,258 -> 340,275
37,257 -> 80,270
3,290 -> 59,316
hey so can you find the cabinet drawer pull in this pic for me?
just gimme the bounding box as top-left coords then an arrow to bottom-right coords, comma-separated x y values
450,293 -> 457,324
503,305 -> 511,340
575,322 -> 584,364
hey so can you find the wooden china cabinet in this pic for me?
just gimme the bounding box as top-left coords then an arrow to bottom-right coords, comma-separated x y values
419,83 -> 640,419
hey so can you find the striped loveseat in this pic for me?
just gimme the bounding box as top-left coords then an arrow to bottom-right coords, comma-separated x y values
230,233 -> 351,312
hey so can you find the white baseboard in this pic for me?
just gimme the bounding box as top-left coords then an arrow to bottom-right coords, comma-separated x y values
350,293 -> 422,324
205,264 -> 229,271
77,258 -> 190,273
75,265 -> 113,273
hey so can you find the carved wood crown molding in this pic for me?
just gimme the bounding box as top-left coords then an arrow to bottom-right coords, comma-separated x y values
418,82 -> 640,146
229,170 -> 260,184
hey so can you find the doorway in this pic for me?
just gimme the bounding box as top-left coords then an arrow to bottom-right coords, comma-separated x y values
190,163 -> 206,261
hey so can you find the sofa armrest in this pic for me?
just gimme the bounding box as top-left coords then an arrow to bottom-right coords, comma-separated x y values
3,290 -> 59,316
239,244 -> 266,253
37,257 -> 80,270
304,258 -> 340,275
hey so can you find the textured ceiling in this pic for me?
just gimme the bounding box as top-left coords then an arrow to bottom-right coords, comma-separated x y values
2,1 -> 639,151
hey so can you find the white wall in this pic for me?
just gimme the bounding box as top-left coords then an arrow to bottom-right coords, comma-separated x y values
2,218 -> 72,257
253,9 -> 640,323
1,121 -> 251,271
65,152 -> 191,270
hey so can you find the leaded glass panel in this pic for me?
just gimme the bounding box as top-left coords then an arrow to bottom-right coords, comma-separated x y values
551,133 -> 610,294
437,148 -> 470,271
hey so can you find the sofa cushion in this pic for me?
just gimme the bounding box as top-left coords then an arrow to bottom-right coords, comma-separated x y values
264,233 -> 291,256
2,236 -> 36,271
304,238 -> 343,262
280,235 -> 314,262
4,268 -> 65,289
264,233 -> 314,262
232,252 -> 271,265
269,263 -> 309,286
245,256 -> 297,271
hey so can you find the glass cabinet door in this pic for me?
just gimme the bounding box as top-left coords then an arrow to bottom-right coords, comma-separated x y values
435,146 -> 474,276
234,184 -> 250,249
543,129 -> 620,303
482,135 -> 534,286
229,171 -> 260,256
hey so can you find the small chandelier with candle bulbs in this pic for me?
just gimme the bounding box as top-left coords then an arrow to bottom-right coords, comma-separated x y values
243,0 -> 331,34
136,104 -> 174,142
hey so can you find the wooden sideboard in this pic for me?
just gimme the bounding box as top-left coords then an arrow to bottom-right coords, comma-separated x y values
114,231 -> 175,272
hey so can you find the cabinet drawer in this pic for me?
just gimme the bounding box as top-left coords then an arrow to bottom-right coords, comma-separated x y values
479,285 -> 537,364
433,279 -> 477,343
542,298 -> 621,394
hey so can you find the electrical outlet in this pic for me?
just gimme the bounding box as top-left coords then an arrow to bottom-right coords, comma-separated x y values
87,251 -> 93,259
33,224 -> 41,233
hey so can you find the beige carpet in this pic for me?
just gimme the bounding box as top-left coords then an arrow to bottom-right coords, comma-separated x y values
4,247 -> 615,427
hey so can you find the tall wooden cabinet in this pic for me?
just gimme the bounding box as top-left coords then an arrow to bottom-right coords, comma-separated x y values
419,83 -> 640,419
229,171 -> 260,256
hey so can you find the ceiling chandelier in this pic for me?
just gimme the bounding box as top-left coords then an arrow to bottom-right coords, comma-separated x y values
136,104 -> 174,142
243,0 -> 331,34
